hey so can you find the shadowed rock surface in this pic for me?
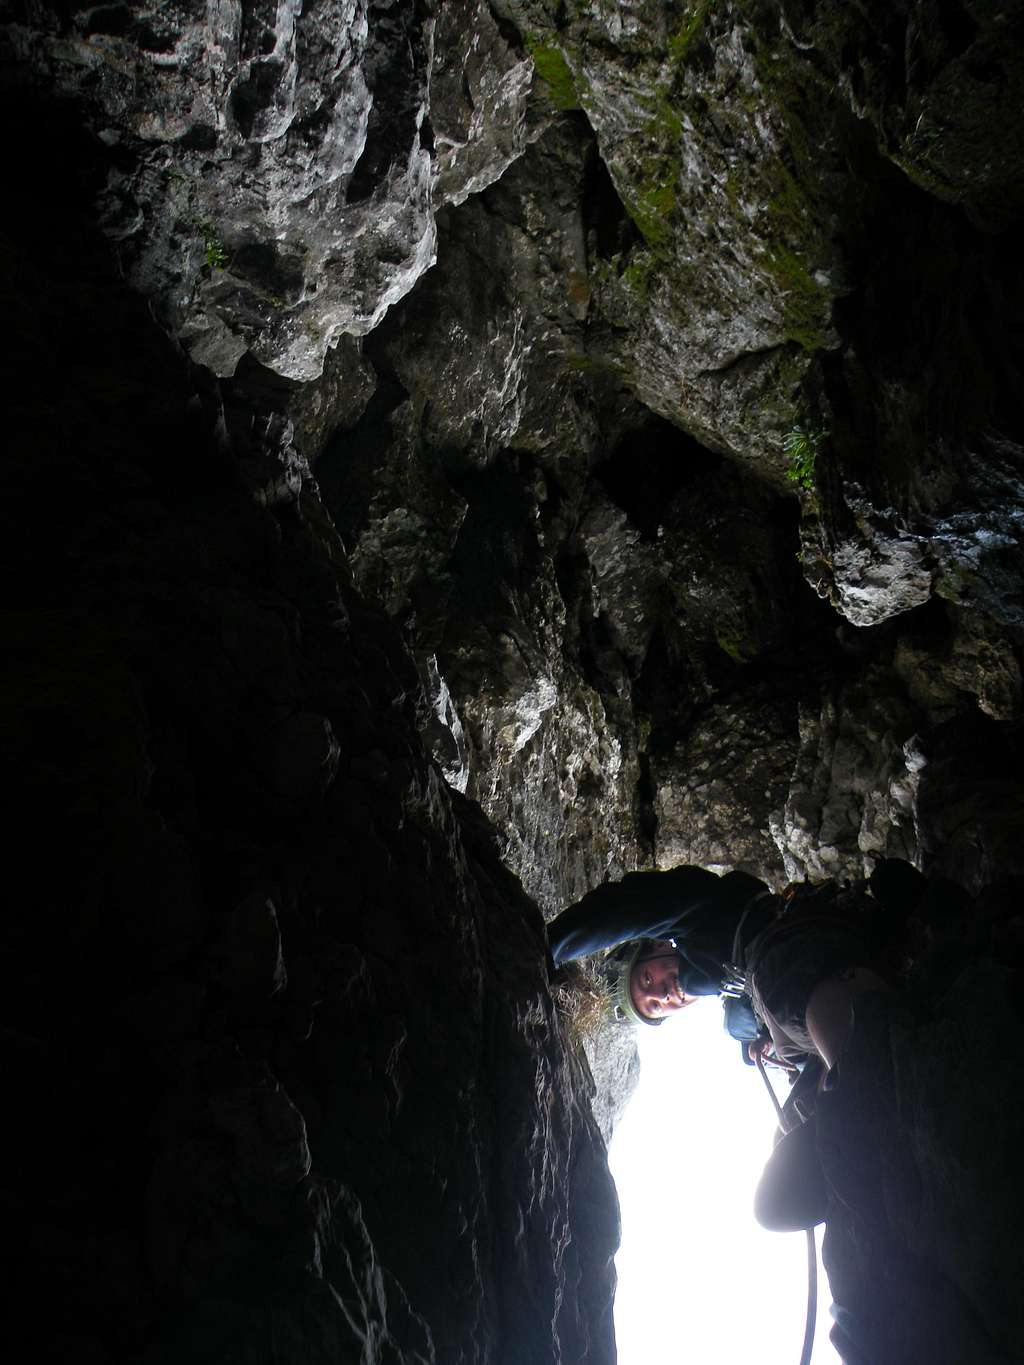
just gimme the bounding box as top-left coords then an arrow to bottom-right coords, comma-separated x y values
818,883 -> 1024,1364
4,0 -> 1024,1360
1,95 -> 617,1365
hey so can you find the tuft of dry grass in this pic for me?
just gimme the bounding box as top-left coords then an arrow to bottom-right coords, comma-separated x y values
552,957 -> 618,1048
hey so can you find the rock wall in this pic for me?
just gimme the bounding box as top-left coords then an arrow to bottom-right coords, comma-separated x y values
5,0 -> 1024,1360
1,92 -> 616,1365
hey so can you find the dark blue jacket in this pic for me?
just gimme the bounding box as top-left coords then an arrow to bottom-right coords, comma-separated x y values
547,865 -> 774,996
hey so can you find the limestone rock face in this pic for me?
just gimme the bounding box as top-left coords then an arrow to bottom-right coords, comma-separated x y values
652,689 -> 799,878
316,118 -> 657,910
779,0 -> 1024,233
8,0 -> 536,379
502,0 -> 841,473
770,674 -> 925,885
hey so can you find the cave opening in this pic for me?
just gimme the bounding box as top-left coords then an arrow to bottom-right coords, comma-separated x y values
610,1004 -> 839,1364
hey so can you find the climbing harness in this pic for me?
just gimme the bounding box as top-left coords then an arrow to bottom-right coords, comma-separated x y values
719,963 -> 748,998
755,1053 -> 818,1365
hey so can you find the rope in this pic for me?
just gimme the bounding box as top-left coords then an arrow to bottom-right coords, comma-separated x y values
755,1054 -> 818,1365
802,1222 -> 818,1365
755,1050 -> 787,1123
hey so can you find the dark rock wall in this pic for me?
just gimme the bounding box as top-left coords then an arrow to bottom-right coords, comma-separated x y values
303,3 -> 1024,905
818,891 -> 1024,1365
5,0 -> 1024,1360
2,98 -> 615,1365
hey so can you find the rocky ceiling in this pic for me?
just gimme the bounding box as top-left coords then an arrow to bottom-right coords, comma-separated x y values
4,0 -> 1024,1361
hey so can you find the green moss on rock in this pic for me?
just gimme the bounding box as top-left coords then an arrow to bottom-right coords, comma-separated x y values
612,94 -> 683,247
667,0 -> 713,66
529,42 -> 581,111
716,629 -> 755,664
934,562 -> 977,605
623,178 -> 676,246
593,249 -> 664,330
740,12 -> 841,352
766,245 -> 831,352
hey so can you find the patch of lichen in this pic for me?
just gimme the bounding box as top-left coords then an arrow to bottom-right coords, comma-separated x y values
623,177 -> 676,247
766,245 -> 831,352
527,7 -> 703,284
934,562 -> 978,605
587,163 -> 675,299
591,249 -> 661,330
621,255 -> 656,302
527,39 -> 581,111
759,158 -> 833,351
667,0 -> 713,66
736,4 -> 840,353
612,91 -> 683,248
716,629 -> 756,664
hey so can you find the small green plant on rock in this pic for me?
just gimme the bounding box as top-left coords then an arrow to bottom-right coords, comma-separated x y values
783,425 -> 826,492
716,629 -> 754,664
199,222 -> 229,270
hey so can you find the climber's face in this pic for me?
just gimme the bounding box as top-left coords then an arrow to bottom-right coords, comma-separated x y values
629,942 -> 698,1021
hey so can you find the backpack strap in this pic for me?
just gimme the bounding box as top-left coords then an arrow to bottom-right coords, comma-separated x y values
724,888 -> 780,989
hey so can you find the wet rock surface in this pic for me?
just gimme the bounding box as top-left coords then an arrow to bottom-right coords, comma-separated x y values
5,0 -> 1024,1360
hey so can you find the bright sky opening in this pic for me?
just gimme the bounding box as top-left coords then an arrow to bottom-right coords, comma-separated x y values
608,999 -> 841,1364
